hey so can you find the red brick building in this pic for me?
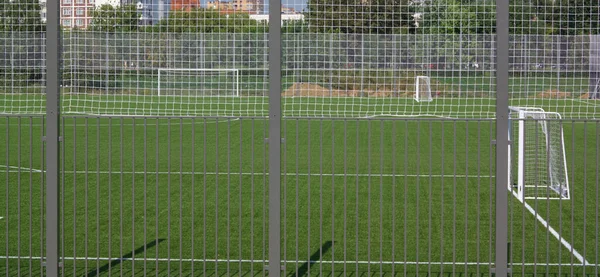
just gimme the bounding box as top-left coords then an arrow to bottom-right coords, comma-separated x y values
61,0 -> 96,29
171,0 -> 200,11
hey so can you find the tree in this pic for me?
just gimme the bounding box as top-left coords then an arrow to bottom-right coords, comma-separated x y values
89,4 -> 140,32
0,0 -> 45,87
537,0 -> 599,35
410,0 -> 495,34
0,0 -> 45,32
510,0 -> 600,35
305,0 -> 410,34
155,8 -> 267,33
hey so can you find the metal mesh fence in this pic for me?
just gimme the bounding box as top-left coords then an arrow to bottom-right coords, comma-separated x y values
3,32 -> 600,118
1,0 -> 600,276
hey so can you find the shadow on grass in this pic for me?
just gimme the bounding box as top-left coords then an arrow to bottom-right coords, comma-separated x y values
288,240 -> 333,277
86,238 -> 165,277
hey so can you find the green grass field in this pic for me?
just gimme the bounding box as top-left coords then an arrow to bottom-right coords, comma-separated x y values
1,73 -> 600,275
0,110 -> 599,276
2,73 -> 600,118
2,93 -> 600,120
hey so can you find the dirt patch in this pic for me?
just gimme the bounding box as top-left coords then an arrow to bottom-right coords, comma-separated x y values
282,82 -> 350,97
580,92 -> 600,99
282,82 -> 408,98
536,90 -> 570,99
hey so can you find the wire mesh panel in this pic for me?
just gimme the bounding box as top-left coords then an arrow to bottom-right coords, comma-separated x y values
54,0 -> 273,275
0,0 -> 47,114
0,0 -> 48,275
506,1 -> 600,275
0,116 -> 46,277
280,0 -> 498,276
2,0 -> 600,275
281,118 -> 497,276
508,119 -> 600,276
58,117 -> 270,275
60,32 -> 269,116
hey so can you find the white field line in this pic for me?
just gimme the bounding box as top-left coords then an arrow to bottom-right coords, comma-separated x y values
0,165 -> 43,173
0,118 -> 242,127
0,255 -> 597,267
512,190 -> 591,266
2,168 -> 494,179
572,99 -> 600,107
1,118 -> 597,128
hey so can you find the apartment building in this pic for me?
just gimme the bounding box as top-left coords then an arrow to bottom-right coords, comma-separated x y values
207,0 -> 264,14
61,0 -> 96,29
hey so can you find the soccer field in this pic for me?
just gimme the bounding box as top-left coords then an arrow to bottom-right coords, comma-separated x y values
1,106 -> 599,275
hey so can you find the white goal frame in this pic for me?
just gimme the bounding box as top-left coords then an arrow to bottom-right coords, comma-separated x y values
508,106 -> 570,201
157,68 -> 240,97
414,76 -> 432,102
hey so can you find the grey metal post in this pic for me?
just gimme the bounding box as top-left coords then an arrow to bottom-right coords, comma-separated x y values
495,0 -> 509,276
268,0 -> 282,275
46,0 -> 61,274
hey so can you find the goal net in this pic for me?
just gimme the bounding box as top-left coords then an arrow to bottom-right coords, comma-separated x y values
158,68 -> 239,97
508,107 -> 570,201
414,76 -> 432,102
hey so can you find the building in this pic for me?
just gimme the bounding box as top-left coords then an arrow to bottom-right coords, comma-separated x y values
207,0 -> 264,14
248,5 -> 303,23
171,0 -> 199,11
60,0 -> 96,29
249,13 -> 304,24
137,0 -> 170,25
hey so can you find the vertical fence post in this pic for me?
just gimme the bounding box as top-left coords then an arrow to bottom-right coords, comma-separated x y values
268,0 -> 282,275
46,0 -> 61,275
495,0 -> 509,276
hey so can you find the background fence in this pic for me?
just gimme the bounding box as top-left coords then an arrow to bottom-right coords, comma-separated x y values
1,0 -> 600,276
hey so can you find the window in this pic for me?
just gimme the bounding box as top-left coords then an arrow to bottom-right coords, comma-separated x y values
75,19 -> 83,26
76,8 -> 84,15
89,0 -> 94,3
62,8 -> 72,16
63,19 -> 71,26
76,0 -> 83,4
64,0 -> 71,4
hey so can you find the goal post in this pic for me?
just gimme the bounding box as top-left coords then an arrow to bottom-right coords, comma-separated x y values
508,107 -> 570,201
157,68 -> 240,97
414,76 -> 433,102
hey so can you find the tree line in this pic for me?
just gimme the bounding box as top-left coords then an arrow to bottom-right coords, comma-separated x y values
0,0 -> 598,35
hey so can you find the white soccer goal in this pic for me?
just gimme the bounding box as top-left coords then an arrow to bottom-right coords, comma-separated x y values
414,76 -> 432,102
508,107 -> 570,201
157,68 -> 240,97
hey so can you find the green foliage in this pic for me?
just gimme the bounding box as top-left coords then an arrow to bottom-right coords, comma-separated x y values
155,8 -> 267,33
282,20 -> 309,33
0,0 -> 45,32
0,0 -> 45,86
510,0 -> 600,35
409,0 -> 495,34
306,0 -> 408,34
90,4 -> 140,32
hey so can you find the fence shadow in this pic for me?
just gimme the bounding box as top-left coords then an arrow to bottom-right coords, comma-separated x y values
288,240 -> 333,277
86,238 -> 165,277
